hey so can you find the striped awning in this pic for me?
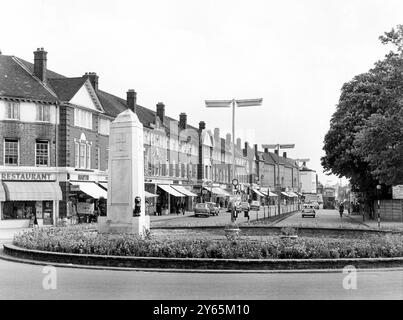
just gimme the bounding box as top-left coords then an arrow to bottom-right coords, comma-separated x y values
171,185 -> 197,197
158,184 -> 185,197
3,181 -> 62,201
252,189 -> 265,197
70,181 -> 107,199
0,182 -> 6,201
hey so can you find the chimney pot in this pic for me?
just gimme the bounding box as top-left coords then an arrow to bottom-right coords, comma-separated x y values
84,72 -> 99,91
179,113 -> 187,130
283,152 -> 287,158
264,148 -> 269,153
199,121 -> 206,130
33,47 -> 48,82
127,89 -> 137,112
156,102 -> 165,123
274,149 -> 279,155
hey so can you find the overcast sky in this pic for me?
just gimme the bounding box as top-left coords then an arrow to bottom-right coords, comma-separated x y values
1,0 -> 402,185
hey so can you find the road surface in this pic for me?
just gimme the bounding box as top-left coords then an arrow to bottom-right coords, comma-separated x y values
0,257 -> 401,300
273,208 -> 369,229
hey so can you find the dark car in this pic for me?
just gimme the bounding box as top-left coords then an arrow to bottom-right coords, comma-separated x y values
205,202 -> 220,216
194,203 -> 210,217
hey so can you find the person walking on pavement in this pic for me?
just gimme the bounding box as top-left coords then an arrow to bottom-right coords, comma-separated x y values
339,202 -> 344,218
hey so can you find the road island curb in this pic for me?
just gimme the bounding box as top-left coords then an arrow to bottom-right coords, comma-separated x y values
3,243 -> 403,271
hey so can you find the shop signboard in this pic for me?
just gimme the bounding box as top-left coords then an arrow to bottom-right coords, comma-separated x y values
77,202 -> 94,214
0,172 -> 55,181
392,185 -> 403,200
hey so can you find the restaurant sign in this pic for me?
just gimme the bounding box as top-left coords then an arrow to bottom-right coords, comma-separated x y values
0,172 -> 55,181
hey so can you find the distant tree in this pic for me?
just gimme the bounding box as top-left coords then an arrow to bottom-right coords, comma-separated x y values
321,25 -> 403,200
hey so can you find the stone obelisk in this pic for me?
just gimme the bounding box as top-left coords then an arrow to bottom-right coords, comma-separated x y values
98,109 -> 150,235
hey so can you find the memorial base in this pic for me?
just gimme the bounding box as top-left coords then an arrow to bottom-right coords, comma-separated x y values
98,216 -> 150,236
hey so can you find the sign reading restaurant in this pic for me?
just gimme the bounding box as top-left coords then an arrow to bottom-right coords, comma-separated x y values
0,172 -> 55,181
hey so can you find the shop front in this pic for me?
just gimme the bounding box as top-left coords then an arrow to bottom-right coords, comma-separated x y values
0,174 -> 62,228
157,184 -> 186,214
171,185 -> 197,211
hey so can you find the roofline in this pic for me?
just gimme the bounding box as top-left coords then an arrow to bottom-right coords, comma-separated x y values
0,96 -> 55,105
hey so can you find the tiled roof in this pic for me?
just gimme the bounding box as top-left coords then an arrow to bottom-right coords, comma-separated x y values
0,55 -> 57,103
48,77 -> 87,101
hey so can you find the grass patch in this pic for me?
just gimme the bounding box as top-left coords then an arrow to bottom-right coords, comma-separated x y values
13,226 -> 403,259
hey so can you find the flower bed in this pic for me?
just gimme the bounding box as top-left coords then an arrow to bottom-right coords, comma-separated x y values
13,226 -> 403,259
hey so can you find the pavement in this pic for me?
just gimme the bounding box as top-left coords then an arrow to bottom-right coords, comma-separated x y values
0,257 -> 401,299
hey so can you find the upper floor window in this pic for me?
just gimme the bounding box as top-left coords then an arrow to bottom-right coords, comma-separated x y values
4,139 -> 19,165
74,133 -> 91,169
36,104 -> 50,122
6,102 -> 20,120
98,118 -> 110,135
35,140 -> 49,166
74,108 -> 92,130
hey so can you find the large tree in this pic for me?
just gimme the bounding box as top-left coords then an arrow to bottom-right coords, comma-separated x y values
321,25 -> 403,198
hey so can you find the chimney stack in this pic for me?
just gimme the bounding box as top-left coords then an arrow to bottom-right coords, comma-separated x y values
156,102 -> 165,123
199,121 -> 206,131
127,89 -> 137,112
254,144 -> 258,155
274,149 -> 279,155
179,113 -> 187,130
236,138 -> 241,149
33,47 -> 47,82
84,72 -> 99,91
283,152 -> 287,158
214,128 -> 220,140
226,133 -> 231,147
264,148 -> 269,153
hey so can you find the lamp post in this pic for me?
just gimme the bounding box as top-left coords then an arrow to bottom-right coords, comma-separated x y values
376,184 -> 381,229
205,98 -> 263,195
262,143 -> 295,216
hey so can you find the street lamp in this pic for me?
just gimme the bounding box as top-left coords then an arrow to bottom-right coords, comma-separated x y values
376,184 -> 381,229
205,98 -> 263,195
262,143 -> 295,216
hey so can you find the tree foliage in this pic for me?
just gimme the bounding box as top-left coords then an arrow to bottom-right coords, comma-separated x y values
321,25 -> 403,195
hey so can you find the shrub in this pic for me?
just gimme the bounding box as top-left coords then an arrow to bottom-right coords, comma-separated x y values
12,227 -> 403,260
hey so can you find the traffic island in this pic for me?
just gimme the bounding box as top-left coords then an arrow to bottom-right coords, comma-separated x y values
3,225 -> 403,270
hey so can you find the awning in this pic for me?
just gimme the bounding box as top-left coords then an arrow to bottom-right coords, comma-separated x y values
281,191 -> 290,197
0,183 -> 6,201
171,185 -> 197,197
205,187 -> 231,197
158,184 -> 185,197
98,181 -> 108,190
287,191 -> 299,197
252,189 -> 265,197
268,191 -> 278,197
259,187 -> 269,196
70,181 -> 107,199
3,181 -> 62,201
145,191 -> 159,198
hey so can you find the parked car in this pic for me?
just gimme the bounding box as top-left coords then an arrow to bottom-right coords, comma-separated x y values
194,203 -> 210,217
301,204 -> 316,218
250,201 -> 260,211
205,202 -> 220,216
309,201 -> 320,210
240,202 -> 250,213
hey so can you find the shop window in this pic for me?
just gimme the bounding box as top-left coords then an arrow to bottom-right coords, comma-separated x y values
35,140 -> 49,166
1,201 -> 36,220
36,104 -> 50,122
4,139 -> 19,165
6,102 -> 20,120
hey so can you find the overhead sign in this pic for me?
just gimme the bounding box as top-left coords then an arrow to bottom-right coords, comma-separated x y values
392,185 -> 403,199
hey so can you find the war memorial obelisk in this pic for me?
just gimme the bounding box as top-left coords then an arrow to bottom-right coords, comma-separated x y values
98,109 -> 150,235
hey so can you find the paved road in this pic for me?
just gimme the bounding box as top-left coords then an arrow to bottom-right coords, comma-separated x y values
273,208 -> 370,229
0,257 -> 401,299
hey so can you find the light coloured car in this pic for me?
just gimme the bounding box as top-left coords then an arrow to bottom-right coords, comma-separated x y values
301,204 -> 316,218
250,201 -> 260,211
240,202 -> 250,212
194,203 -> 210,217
205,202 -> 220,216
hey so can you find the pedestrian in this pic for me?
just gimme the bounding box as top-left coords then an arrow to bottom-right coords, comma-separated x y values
339,202 -> 344,218
181,202 -> 185,215
156,202 -> 162,216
